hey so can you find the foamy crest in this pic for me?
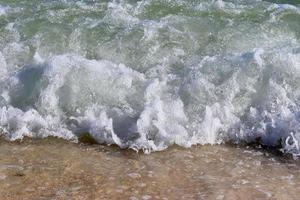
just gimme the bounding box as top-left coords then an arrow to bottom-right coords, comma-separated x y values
0,106 -> 75,141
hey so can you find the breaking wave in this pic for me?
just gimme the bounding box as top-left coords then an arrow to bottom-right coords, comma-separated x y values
0,0 -> 300,154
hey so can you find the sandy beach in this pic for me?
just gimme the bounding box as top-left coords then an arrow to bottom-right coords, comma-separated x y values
0,138 -> 299,200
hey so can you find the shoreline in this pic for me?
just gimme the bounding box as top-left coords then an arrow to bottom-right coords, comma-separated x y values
0,138 -> 299,199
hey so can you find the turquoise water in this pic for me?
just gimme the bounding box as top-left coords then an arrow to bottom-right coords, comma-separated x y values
0,0 -> 300,154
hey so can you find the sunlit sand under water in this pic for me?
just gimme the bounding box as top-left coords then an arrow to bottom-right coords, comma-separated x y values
0,138 -> 299,200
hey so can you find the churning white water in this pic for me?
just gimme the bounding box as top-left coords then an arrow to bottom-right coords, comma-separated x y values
0,0 -> 300,154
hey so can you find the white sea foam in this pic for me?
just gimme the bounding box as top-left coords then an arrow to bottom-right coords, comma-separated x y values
0,5 -> 8,16
0,52 -> 7,82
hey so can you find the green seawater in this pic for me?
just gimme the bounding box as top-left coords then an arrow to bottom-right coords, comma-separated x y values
0,0 -> 299,65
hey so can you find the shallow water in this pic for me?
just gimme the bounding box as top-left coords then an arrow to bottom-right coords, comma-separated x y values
0,139 -> 300,199
1,0 -> 300,198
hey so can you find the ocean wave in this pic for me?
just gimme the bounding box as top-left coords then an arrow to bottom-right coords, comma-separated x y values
0,0 -> 300,154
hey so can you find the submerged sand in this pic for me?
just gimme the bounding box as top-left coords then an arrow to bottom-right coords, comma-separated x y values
0,139 -> 299,200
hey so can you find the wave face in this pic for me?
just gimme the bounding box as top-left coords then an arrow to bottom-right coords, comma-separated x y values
0,0 -> 300,153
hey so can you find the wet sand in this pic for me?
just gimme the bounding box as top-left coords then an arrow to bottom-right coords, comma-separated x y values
0,138 -> 300,200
